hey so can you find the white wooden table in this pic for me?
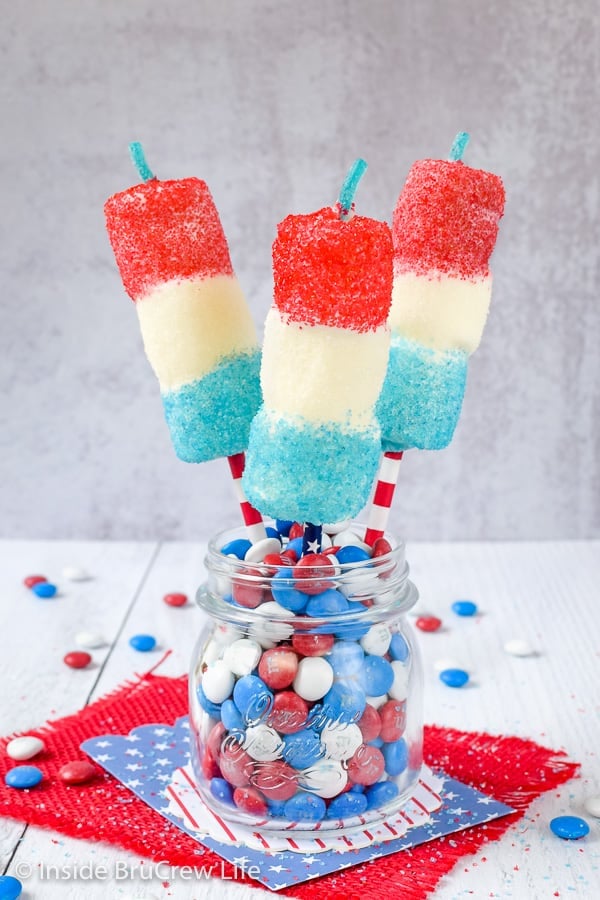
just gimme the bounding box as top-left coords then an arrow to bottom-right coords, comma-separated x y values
0,540 -> 598,899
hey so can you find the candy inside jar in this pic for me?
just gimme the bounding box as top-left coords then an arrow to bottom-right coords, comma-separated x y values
189,523 -> 423,836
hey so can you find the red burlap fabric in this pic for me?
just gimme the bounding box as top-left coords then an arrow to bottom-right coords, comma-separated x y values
0,673 -> 579,899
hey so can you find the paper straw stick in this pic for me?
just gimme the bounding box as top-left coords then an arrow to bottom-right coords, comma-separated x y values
364,451 -> 404,546
227,453 -> 267,543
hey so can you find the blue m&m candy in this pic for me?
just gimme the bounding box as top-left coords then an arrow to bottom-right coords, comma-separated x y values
0,876 -> 22,899
129,634 -> 156,652
284,792 -> 326,822
31,582 -> 57,598
220,538 -> 252,559
275,519 -> 294,537
328,641 -> 364,679
305,589 -> 349,617
327,790 -> 368,818
210,777 -> 234,805
196,684 -> 222,718
362,656 -> 394,695
382,737 -> 408,776
439,668 -> 469,688
365,780 -> 399,809
389,633 -> 409,662
282,729 -> 323,769
233,675 -> 273,722
221,699 -> 244,732
549,816 -> 590,840
452,600 -> 478,617
271,569 -> 307,613
335,546 -> 371,565
320,682 -> 366,724
5,765 -> 43,789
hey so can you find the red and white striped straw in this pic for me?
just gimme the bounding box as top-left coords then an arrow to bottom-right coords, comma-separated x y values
364,451 -> 404,546
226,453 -> 267,543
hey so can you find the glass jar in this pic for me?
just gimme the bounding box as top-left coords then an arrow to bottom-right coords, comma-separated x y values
189,524 -> 422,837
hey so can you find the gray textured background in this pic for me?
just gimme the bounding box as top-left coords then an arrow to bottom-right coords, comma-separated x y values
1,0 -> 598,541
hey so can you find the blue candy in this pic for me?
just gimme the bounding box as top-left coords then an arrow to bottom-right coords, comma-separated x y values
334,621 -> 371,641
282,729 -> 323,769
349,783 -> 366,793
328,641 -> 364,679
210,777 -> 234,805
439,668 -> 469,688
305,589 -> 349,617
549,816 -> 590,840
284,792 -> 327,822
365,781 -> 399,809
320,682 -> 366,724
276,519 -> 294,537
220,699 -> 245,732
335,546 -> 371,565
233,675 -> 273,723
5,765 -> 43,789
265,526 -> 280,540
196,684 -> 222,718
129,634 -> 156,652
326,791 -> 368,818
389,633 -> 410,662
31,582 -> 57,598
267,798 -> 287,817
368,736 -> 384,748
0,876 -> 22,900
286,537 -> 304,558
383,738 -> 408,776
452,600 -> 478,617
220,538 -> 252,559
363,656 -> 394,695
271,569 -> 307,613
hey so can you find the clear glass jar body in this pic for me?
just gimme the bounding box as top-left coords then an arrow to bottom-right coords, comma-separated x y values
189,524 -> 423,836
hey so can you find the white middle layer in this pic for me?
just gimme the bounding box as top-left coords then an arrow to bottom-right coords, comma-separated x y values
390,272 -> 492,353
261,308 -> 390,428
136,274 -> 259,390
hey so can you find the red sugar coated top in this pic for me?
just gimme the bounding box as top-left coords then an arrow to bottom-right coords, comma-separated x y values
273,206 -> 393,332
392,160 -> 505,278
104,178 -> 234,300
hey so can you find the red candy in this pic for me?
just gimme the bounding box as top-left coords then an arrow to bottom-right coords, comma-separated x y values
263,553 -> 294,574
104,178 -> 234,300
207,722 -> 227,761
232,567 -> 265,608
291,633 -> 335,657
219,741 -> 254,787
268,691 -> 309,734
163,592 -> 188,607
280,549 -> 298,563
379,700 -> 407,742
357,704 -> 382,743
416,616 -> 442,633
371,538 -> 392,558
293,554 -> 336,595
258,648 -> 299,690
273,207 -> 393,333
24,575 -> 47,588
63,652 -> 92,669
58,760 -> 98,785
252,761 -> 297,801
201,751 -> 221,780
347,745 -> 385,785
392,159 -> 505,278
288,523 -> 304,540
233,786 -> 268,816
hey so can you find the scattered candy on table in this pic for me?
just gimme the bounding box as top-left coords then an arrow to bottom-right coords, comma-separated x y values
416,615 -> 442,632
549,815 -> 590,840
75,631 -> 106,649
439,668 -> 470,688
129,634 -> 157,652
5,737 -> 45,761
58,760 -> 98,785
163,592 -> 188,607
63,651 -> 92,669
451,599 -> 477,616
62,566 -> 91,581
23,574 -> 47,588
5,765 -> 44,789
31,581 -> 57,598
584,796 -> 600,818
504,639 -> 535,657
0,875 -> 22,900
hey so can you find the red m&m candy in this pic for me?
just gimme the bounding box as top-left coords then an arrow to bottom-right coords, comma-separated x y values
268,691 -> 308,734
291,633 -> 335,657
252,760 -> 297,801
258,648 -> 299,690
379,700 -> 406,742
288,523 -> 304,540
219,741 -> 254,787
163,592 -> 188,607
233,786 -> 268,816
293,554 -> 336,595
232,568 -> 265,608
58,760 -> 98,785
416,616 -> 442,632
347,745 -> 385,786
24,575 -> 47,589
64,652 -> 92,669
357,704 -> 381,743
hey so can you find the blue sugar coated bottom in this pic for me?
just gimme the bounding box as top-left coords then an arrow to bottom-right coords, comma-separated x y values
243,408 -> 382,523
549,815 -> 590,840
377,337 -> 468,451
162,351 -> 261,463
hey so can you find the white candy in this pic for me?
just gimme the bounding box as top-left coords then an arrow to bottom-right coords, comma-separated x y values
213,623 -> 244,645
293,657 -> 334,701
360,624 -> 392,656
504,639 -> 535,657
320,532 -> 333,550
201,639 -> 224,667
6,736 -> 45,761
323,520 -> 351,535
584,796 -> 600,818
244,537 -> 281,564
201,661 -> 234,704
75,631 -> 106,649
366,693 -> 389,709
62,566 -> 91,581
249,602 -> 293,648
388,660 -> 409,701
298,759 -> 347,798
243,724 -> 284,761
335,529 -> 370,550
223,639 -> 262,676
321,722 -> 362,761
